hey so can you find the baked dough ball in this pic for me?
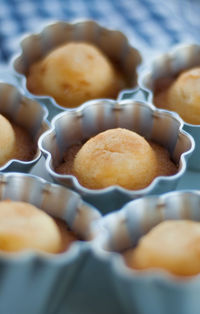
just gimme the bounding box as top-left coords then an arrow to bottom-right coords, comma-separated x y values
154,67 -> 200,124
27,42 -> 124,108
0,200 -> 62,253
124,220 -> 200,276
73,128 -> 158,190
0,114 -> 15,165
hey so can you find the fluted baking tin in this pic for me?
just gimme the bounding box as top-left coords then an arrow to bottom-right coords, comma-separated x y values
92,190 -> 200,314
11,19 -> 142,120
139,43 -> 200,171
0,82 -> 49,172
0,172 -> 101,314
39,98 -> 194,213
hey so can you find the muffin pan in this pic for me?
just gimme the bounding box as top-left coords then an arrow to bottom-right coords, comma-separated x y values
0,172 -> 101,314
12,20 -> 141,120
1,20 -> 200,314
92,191 -> 200,314
139,43 -> 200,171
0,82 -> 49,173
39,98 -> 194,213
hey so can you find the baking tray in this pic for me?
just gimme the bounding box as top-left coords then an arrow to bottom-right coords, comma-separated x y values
1,62 -> 199,202
1,63 -> 200,314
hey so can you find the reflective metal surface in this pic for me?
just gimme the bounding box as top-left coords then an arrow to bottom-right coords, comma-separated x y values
12,19 -> 142,120
139,43 -> 200,171
0,172 -> 101,314
93,190 -> 200,314
0,82 -> 49,173
39,98 -> 194,213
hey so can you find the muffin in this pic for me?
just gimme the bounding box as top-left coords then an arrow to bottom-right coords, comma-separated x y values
27,42 -> 125,108
0,114 -> 16,165
154,67 -> 200,125
57,128 -> 177,190
0,114 -> 37,167
124,220 -> 200,276
0,200 -> 76,254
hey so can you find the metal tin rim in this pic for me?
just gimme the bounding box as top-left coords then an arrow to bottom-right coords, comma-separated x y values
0,81 -> 50,171
0,172 -> 99,264
138,42 -> 200,127
11,19 -> 142,114
38,98 -> 195,197
93,189 -> 200,284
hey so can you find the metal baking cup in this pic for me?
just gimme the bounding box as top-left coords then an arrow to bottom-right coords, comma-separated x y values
92,190 -> 200,314
11,19 -> 142,120
39,98 -> 194,213
139,43 -> 200,171
0,82 -> 49,172
0,172 -> 101,314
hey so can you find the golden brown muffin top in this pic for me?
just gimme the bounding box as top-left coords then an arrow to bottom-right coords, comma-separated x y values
73,128 -> 158,190
27,42 -> 125,108
0,114 -> 16,165
154,67 -> 200,124
56,128 -> 177,190
0,114 -> 37,167
0,200 -> 76,254
124,220 -> 200,276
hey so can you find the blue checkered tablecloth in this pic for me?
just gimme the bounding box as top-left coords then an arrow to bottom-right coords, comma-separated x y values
0,0 -> 200,63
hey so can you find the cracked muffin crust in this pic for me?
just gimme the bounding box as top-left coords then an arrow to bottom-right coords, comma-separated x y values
27,42 -> 126,108
56,128 -> 177,190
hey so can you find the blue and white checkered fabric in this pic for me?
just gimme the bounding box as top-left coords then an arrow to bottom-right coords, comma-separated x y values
0,0 -> 199,63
